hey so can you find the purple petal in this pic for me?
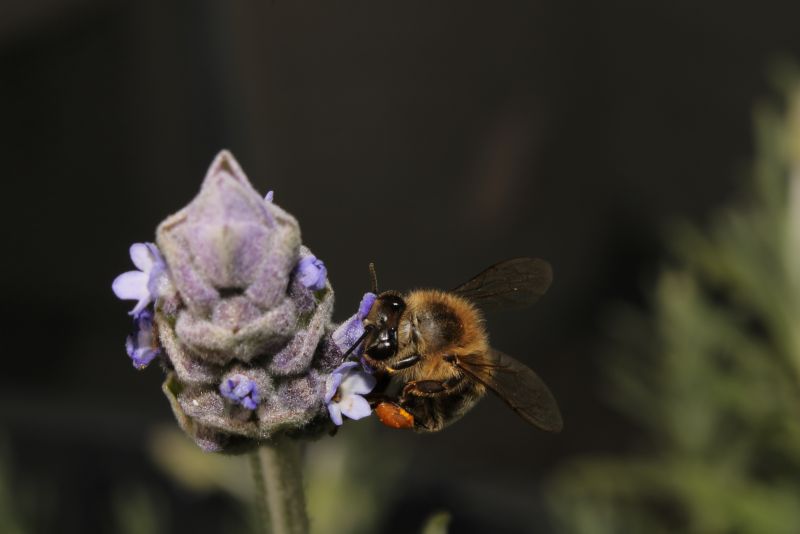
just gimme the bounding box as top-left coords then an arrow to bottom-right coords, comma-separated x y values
129,296 -> 151,317
233,380 -> 253,399
144,244 -> 167,296
131,347 -> 160,369
146,263 -> 166,300
332,361 -> 359,376
357,292 -> 377,320
339,394 -> 372,421
327,402 -> 343,426
310,263 -> 327,291
332,316 -> 366,354
125,310 -> 160,369
220,378 -> 237,399
324,372 -> 345,403
135,308 -> 155,328
340,370 -> 376,396
359,356 -> 376,374
144,242 -> 162,261
112,271 -> 148,301
129,243 -> 155,272
125,334 -> 135,358
265,190 -> 274,202
296,256 -> 327,291
219,375 -> 260,410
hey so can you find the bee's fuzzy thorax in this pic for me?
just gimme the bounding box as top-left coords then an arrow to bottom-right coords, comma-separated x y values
402,289 -> 490,358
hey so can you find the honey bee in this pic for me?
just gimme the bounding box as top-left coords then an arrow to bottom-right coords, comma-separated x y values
345,258 -> 563,433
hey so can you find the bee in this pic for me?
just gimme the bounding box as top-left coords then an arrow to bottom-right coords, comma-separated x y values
345,258 -> 563,433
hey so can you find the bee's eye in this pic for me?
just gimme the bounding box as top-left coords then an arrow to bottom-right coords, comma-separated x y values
368,341 -> 396,360
380,295 -> 405,312
366,327 -> 398,360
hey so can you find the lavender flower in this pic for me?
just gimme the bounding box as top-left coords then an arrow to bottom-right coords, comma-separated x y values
112,243 -> 167,316
125,309 -> 161,369
112,150 -> 381,452
331,292 -> 377,358
220,374 -> 261,410
296,255 -> 327,291
324,362 -> 376,425
357,292 -> 377,320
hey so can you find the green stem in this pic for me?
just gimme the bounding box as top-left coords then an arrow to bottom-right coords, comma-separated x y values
251,438 -> 309,534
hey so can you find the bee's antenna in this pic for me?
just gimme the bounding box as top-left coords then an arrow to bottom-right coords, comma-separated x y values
341,326 -> 373,362
369,262 -> 379,293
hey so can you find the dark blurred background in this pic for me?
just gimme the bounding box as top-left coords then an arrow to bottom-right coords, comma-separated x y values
1,1 -> 797,532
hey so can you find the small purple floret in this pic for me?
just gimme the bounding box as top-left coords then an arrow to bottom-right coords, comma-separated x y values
112,242 -> 167,316
220,374 -> 261,410
358,292 -> 377,320
265,190 -> 274,202
331,292 -> 377,358
296,256 -> 327,291
125,309 -> 161,369
324,361 -> 375,426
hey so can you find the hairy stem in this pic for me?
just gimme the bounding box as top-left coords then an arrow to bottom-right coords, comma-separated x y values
251,439 -> 309,534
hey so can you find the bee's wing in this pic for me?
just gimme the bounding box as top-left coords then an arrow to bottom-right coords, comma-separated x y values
456,349 -> 563,432
451,258 -> 552,312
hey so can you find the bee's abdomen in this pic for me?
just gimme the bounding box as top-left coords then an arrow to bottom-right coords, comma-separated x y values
407,383 -> 485,432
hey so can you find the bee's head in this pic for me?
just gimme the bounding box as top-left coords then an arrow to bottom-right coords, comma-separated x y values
362,292 -> 406,361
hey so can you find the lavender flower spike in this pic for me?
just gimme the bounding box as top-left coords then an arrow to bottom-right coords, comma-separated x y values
112,243 -> 167,316
324,361 -> 376,425
123,150 -> 379,452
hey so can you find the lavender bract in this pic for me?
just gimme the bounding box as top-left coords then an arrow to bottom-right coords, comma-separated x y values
113,150 -> 377,452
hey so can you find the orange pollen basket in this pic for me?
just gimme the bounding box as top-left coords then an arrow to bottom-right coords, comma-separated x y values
375,402 -> 414,429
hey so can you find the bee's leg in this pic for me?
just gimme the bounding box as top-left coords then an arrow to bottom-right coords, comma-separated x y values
398,397 -> 445,432
401,374 -> 464,399
387,354 -> 420,372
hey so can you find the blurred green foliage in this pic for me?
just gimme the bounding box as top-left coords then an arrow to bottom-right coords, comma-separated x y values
0,440 -> 57,534
419,511 -> 451,534
547,77 -> 800,533
0,443 -> 28,534
112,485 -> 168,534
148,423 -> 408,534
